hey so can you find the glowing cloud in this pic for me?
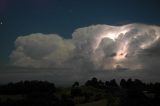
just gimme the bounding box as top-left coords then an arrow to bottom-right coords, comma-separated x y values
10,24 -> 160,71
10,33 -> 75,68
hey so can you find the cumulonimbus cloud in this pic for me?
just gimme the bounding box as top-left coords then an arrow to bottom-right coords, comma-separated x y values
10,33 -> 75,68
10,24 -> 160,71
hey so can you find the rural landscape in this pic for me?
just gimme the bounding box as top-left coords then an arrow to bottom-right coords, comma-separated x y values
1,0 -> 160,106
0,78 -> 160,106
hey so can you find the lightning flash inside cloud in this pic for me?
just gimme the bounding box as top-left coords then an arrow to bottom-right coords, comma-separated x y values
10,24 -> 160,71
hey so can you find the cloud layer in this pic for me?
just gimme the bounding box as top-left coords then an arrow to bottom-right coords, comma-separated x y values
10,24 -> 160,72
10,33 -> 75,68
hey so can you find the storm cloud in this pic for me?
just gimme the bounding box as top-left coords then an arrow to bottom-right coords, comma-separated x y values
10,24 -> 160,70
6,24 -> 160,83
10,33 -> 75,68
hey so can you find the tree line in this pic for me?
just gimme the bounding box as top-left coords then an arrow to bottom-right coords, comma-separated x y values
0,78 -> 159,106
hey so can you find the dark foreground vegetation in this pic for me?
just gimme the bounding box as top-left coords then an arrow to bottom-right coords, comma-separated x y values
0,78 -> 160,106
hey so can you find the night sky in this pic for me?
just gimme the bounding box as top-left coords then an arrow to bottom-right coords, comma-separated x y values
1,0 -> 160,84
0,0 -> 160,64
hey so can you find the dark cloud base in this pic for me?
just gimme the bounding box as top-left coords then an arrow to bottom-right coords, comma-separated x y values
0,66 -> 159,85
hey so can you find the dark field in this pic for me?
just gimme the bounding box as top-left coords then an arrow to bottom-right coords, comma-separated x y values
0,78 -> 160,106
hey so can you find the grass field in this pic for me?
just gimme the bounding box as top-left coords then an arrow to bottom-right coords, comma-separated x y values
76,99 -> 107,106
0,94 -> 25,102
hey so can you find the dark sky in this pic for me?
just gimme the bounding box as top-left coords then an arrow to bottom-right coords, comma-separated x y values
0,0 -> 160,64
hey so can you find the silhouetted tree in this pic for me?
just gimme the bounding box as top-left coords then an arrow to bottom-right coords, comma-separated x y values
110,79 -> 119,88
152,83 -> 160,106
120,79 -> 127,88
126,78 -> 133,89
105,81 -> 110,87
85,77 -> 99,88
72,81 -> 79,88
120,79 -> 151,106
71,82 -> 81,97
98,80 -> 105,88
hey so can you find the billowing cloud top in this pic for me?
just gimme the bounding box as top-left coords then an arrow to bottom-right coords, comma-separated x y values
10,24 -> 160,71
10,33 -> 75,68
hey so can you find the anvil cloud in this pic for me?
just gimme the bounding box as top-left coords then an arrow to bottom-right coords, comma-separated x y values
10,24 -> 160,71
